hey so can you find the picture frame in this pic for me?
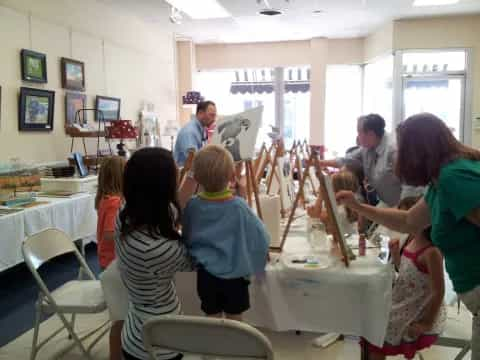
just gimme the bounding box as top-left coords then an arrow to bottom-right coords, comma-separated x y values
61,57 -> 85,91
21,49 -> 47,83
19,87 -> 55,131
65,92 -> 87,126
95,96 -> 121,122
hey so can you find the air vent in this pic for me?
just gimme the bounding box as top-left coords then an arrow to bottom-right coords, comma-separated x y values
258,8 -> 283,16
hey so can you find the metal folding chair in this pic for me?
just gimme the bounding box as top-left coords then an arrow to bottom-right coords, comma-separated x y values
22,228 -> 109,360
143,315 -> 274,360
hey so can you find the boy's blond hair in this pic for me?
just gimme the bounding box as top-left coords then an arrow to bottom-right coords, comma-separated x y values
193,145 -> 234,192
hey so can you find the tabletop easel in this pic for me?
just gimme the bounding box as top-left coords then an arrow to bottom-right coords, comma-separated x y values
255,142 -> 275,184
242,158 -> 264,223
279,148 -> 350,266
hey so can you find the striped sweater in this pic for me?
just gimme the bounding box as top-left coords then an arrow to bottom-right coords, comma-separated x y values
115,217 -> 193,360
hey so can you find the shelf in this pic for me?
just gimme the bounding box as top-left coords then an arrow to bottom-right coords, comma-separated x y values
65,126 -> 105,138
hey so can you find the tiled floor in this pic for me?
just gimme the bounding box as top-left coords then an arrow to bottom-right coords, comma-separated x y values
0,305 -> 472,359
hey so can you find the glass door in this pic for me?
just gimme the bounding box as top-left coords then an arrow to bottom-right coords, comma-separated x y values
402,75 -> 465,140
396,49 -> 469,143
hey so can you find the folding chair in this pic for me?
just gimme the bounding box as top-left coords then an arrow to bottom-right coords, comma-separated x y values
22,228 -> 109,360
143,315 -> 274,360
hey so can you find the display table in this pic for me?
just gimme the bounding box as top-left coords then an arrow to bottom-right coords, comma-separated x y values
101,217 -> 394,347
0,193 -> 97,272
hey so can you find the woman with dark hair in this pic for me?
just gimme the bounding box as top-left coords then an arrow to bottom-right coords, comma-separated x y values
115,147 -> 193,360
337,113 -> 480,360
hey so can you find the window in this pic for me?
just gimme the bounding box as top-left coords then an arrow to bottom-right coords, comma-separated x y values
283,67 -> 310,149
324,65 -> 362,157
195,66 -> 310,148
398,49 -> 468,141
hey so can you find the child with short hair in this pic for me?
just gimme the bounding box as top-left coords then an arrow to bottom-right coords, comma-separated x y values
182,145 -> 270,321
364,197 -> 446,360
95,155 -> 126,360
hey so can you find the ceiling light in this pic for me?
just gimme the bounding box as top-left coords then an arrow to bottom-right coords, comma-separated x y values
164,0 -> 231,19
413,0 -> 459,6
259,8 -> 283,16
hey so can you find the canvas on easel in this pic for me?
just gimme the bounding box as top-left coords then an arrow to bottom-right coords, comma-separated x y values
316,169 -> 350,266
211,106 -> 263,162
279,148 -> 350,265
211,106 -> 264,222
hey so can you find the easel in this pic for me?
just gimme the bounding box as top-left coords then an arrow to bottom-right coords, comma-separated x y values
255,143 -> 275,184
265,140 -> 290,218
279,148 -> 350,266
243,159 -> 263,221
253,143 -> 267,176
178,149 -> 195,187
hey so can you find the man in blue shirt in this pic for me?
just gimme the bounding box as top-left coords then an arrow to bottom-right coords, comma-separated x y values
174,100 -> 217,166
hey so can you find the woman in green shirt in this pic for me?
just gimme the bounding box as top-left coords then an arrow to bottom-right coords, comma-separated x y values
337,113 -> 480,360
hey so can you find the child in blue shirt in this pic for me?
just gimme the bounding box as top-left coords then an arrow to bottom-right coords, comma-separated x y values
182,145 -> 270,320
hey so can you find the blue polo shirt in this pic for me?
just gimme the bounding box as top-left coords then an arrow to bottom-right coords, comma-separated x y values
173,116 -> 205,166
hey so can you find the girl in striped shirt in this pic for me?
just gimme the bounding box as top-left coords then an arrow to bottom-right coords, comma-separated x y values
115,148 -> 193,360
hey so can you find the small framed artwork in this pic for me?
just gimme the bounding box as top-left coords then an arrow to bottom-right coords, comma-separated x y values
61,58 -> 85,91
19,87 -> 55,131
65,92 -> 87,126
95,96 -> 121,122
20,49 -> 47,83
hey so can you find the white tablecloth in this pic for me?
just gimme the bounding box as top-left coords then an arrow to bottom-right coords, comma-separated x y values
102,217 -> 394,347
0,194 -> 97,272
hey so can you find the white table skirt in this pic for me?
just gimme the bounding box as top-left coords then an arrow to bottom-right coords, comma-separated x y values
0,194 -> 97,272
101,218 -> 393,347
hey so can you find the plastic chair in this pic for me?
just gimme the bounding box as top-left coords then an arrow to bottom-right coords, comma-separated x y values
22,228 -> 109,360
143,315 -> 274,359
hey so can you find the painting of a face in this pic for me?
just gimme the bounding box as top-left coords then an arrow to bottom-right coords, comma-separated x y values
25,95 -> 49,124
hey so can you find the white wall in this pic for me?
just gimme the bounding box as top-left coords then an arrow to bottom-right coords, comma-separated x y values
0,0 -> 176,162
364,22 -> 394,62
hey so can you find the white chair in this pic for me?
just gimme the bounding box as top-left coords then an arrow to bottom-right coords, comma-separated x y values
22,228 -> 109,360
143,315 -> 274,360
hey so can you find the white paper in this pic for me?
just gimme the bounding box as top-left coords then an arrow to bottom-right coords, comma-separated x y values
211,106 -> 263,161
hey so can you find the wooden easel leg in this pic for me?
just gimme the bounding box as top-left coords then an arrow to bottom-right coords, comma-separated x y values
245,161 -> 253,207
280,157 -> 314,249
248,161 -> 263,220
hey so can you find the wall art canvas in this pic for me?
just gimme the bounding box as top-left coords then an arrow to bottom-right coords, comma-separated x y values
19,87 -> 55,131
21,49 -> 47,83
65,92 -> 87,126
211,106 -> 263,161
95,96 -> 121,122
61,58 -> 85,91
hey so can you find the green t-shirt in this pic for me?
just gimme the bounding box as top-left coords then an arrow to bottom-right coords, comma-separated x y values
424,158 -> 480,293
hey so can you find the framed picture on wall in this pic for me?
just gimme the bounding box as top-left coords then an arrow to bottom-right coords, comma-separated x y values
20,49 -> 47,83
95,96 -> 121,122
61,58 -> 85,91
65,92 -> 87,126
19,87 -> 55,131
